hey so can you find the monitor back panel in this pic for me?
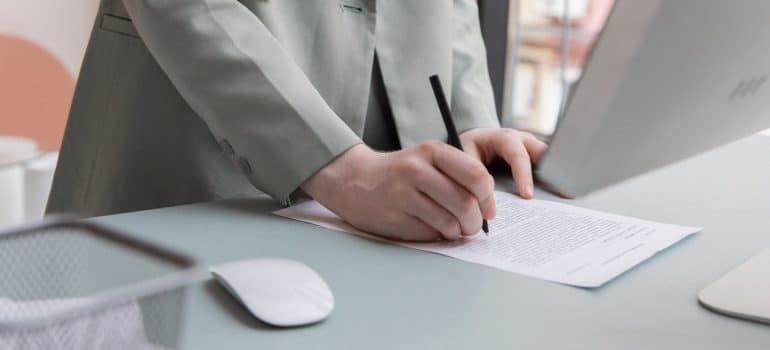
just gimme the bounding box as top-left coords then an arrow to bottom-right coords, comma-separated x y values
539,0 -> 770,196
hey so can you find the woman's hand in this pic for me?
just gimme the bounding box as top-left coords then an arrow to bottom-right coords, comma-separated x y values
460,128 -> 548,199
301,128 -> 546,242
301,142 -> 495,241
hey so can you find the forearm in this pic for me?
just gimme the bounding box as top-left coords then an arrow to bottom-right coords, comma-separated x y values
123,0 -> 361,203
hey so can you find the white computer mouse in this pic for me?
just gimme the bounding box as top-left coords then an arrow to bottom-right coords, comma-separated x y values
210,258 -> 334,327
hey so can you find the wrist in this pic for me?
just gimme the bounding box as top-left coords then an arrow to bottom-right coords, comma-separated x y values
300,143 -> 374,201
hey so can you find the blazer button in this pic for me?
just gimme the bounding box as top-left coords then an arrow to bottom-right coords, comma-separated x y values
238,157 -> 252,174
220,139 -> 235,156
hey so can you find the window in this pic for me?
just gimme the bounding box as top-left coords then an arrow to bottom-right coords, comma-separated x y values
483,0 -> 615,137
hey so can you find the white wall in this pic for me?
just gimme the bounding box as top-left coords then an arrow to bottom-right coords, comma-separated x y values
0,0 -> 100,77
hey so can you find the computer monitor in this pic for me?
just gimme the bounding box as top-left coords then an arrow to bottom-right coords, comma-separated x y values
537,0 -> 770,197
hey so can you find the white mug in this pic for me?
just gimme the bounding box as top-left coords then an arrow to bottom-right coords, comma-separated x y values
0,136 -> 37,229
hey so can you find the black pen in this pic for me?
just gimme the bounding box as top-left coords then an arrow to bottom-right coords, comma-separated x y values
429,74 -> 490,235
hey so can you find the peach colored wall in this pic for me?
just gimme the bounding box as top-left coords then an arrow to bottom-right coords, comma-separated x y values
0,0 -> 99,151
0,35 -> 73,150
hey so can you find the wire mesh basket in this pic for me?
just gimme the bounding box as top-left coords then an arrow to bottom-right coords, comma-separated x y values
0,217 -> 205,349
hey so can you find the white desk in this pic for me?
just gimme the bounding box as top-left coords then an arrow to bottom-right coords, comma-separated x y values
95,135 -> 770,349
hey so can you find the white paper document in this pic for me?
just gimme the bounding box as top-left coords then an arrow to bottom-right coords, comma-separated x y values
274,191 -> 700,287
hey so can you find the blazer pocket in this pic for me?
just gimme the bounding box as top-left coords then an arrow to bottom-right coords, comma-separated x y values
100,14 -> 138,38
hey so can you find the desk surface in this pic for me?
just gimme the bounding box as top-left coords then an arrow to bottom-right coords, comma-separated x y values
94,135 -> 770,349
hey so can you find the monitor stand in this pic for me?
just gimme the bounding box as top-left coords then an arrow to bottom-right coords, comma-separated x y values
699,249 -> 770,325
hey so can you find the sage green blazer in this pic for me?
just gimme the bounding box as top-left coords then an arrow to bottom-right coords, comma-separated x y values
48,0 -> 499,217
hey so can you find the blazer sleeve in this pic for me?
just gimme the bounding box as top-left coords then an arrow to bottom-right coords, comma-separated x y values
122,0 -> 362,204
451,0 -> 502,133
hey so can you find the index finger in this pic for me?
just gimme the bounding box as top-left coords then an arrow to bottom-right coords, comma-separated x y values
521,133 -> 548,164
497,137 -> 535,199
424,142 -> 495,202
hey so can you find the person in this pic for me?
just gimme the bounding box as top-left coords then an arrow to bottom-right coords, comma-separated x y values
49,0 -> 547,242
